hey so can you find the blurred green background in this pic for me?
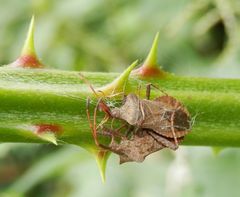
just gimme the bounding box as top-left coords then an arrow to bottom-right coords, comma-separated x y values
0,0 -> 240,196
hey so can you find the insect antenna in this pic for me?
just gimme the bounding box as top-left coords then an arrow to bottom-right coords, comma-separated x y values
79,72 -> 98,97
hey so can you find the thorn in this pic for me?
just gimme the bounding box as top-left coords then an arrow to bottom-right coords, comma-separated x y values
38,132 -> 58,145
132,33 -> 166,78
8,15 -> 44,68
21,15 -> 36,56
94,150 -> 110,183
98,60 -> 138,96
144,32 -> 159,68
34,124 -> 62,145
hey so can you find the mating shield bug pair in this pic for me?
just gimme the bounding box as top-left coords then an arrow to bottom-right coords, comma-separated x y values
80,73 -> 191,163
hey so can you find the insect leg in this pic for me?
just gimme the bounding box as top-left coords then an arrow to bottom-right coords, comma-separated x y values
79,73 -> 98,97
94,98 -> 126,151
146,83 -> 168,99
93,98 -> 104,146
109,120 -> 129,143
97,114 -> 109,130
86,97 -> 99,146
146,83 -> 151,100
86,97 -> 128,155
87,97 -> 111,149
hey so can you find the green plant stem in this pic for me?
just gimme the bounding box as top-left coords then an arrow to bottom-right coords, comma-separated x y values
1,67 -> 240,148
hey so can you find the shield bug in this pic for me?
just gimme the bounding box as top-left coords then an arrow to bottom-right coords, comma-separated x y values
110,129 -> 184,164
110,84 -> 191,149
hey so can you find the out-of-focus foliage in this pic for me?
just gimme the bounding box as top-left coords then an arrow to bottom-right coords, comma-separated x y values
0,0 -> 240,197
1,0 -> 240,76
2,146 -> 240,197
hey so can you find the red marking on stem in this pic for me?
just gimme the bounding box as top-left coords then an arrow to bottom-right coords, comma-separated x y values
35,124 -> 62,135
10,55 -> 43,68
132,65 -> 165,78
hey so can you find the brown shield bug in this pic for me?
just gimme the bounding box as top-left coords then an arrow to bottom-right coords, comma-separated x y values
110,84 -> 191,150
110,129 -> 184,164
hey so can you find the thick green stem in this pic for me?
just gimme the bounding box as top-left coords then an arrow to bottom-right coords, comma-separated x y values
0,67 -> 240,147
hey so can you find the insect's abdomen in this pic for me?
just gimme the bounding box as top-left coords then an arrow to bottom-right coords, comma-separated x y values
141,97 -> 191,138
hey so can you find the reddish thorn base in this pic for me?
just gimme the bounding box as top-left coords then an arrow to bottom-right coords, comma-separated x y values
132,65 -> 165,78
35,124 -> 62,135
10,55 -> 43,68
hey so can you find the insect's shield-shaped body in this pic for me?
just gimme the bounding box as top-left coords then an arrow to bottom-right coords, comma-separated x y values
110,129 -> 165,164
110,129 -> 184,164
111,94 -> 191,139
